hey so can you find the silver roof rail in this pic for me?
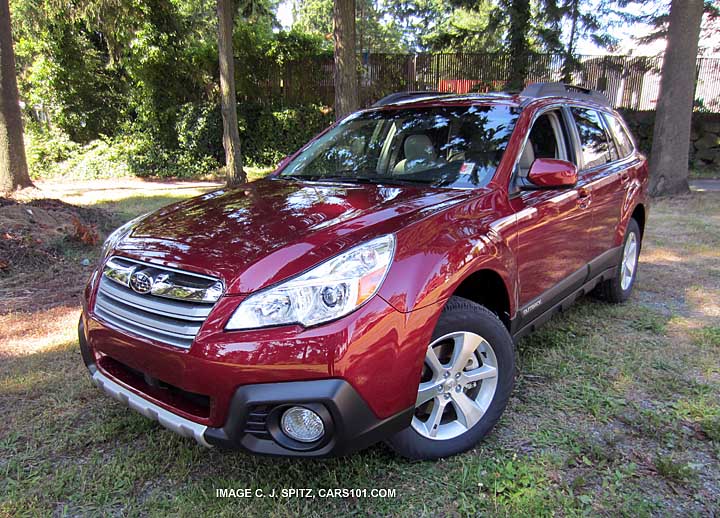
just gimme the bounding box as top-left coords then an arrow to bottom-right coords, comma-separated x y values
520,82 -> 611,107
372,91 -> 450,107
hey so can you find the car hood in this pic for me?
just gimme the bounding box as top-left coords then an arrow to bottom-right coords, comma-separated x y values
114,178 -> 471,294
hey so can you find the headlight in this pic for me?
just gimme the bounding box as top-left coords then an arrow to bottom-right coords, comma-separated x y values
226,234 -> 395,330
100,212 -> 150,259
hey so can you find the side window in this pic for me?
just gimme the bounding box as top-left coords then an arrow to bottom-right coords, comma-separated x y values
517,110 -> 569,178
604,114 -> 634,158
571,108 -> 612,169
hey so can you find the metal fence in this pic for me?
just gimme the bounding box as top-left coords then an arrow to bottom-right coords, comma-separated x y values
262,53 -> 720,112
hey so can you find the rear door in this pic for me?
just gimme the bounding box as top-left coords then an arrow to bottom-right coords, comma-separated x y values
510,107 -> 593,326
569,107 -> 625,266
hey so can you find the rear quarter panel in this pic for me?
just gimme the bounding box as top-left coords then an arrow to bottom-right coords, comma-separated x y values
615,152 -> 650,247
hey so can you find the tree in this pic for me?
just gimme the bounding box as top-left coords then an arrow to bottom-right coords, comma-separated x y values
332,0 -> 359,120
217,0 -> 246,185
422,2 -> 502,52
648,0 -> 704,196
503,0 -> 532,90
0,0 -> 32,193
561,0 -> 581,81
296,0 -> 406,52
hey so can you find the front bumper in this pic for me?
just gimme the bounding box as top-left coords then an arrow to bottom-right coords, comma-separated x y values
79,319 -> 414,457
89,364 -> 212,447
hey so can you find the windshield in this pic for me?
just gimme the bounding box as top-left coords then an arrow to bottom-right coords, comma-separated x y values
279,105 -> 519,189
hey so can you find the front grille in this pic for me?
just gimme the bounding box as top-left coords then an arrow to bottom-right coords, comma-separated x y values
94,257 -> 220,349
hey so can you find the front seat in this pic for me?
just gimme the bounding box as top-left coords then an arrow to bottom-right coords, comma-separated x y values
518,138 -> 535,178
393,134 -> 437,175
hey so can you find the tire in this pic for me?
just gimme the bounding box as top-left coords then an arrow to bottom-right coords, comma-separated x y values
387,296 -> 515,460
595,218 -> 641,303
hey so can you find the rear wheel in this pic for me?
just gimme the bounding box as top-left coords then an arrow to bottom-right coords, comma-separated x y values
387,297 -> 515,460
595,218 -> 641,303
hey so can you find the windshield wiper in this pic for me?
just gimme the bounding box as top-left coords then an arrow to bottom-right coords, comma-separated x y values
277,174 -> 316,181
320,175 -> 433,186
278,173 -> 433,186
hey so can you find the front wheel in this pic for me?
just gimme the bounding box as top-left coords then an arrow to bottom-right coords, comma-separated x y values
387,297 -> 515,460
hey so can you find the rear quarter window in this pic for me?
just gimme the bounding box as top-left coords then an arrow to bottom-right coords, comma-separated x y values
604,114 -> 635,158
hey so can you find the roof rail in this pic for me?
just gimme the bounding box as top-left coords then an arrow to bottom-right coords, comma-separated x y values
372,91 -> 448,107
520,82 -> 611,107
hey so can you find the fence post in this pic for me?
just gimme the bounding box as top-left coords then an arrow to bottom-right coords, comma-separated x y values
435,54 -> 441,90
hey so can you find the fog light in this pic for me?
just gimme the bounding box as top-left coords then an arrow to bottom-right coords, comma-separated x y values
280,406 -> 324,443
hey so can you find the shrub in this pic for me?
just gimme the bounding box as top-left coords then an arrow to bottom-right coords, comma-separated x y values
25,127 -> 80,176
26,102 -> 334,180
239,103 -> 334,165
156,100 -> 333,173
26,128 -> 133,180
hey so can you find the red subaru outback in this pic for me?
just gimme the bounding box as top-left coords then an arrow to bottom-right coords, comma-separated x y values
79,83 -> 648,459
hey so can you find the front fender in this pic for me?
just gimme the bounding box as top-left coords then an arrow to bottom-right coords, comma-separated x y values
378,194 -> 518,317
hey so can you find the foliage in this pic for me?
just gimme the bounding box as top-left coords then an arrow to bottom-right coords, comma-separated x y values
10,0 -> 130,142
267,30 -> 332,63
11,0 -> 339,179
25,128 -> 133,180
295,0 -> 407,52
240,103 -> 334,165
24,102 -> 333,179
130,101 -> 332,177
420,2 -> 503,52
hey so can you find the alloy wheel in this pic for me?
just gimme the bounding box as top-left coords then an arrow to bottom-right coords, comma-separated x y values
411,331 -> 498,440
621,231 -> 638,291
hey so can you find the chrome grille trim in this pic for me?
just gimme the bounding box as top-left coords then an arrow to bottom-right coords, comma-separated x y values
103,256 -> 223,303
94,257 -> 220,349
98,279 -> 212,320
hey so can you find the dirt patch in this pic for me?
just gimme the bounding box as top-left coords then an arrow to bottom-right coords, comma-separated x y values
0,197 -> 116,314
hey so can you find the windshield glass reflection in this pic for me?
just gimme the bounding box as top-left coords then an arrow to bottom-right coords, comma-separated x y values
280,105 -> 519,189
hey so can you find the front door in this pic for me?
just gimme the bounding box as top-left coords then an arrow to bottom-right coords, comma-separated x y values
510,107 -> 593,326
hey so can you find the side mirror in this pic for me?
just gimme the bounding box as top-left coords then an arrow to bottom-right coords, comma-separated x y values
525,158 -> 578,189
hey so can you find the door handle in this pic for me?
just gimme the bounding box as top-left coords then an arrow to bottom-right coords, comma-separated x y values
620,172 -> 630,186
577,187 -> 591,209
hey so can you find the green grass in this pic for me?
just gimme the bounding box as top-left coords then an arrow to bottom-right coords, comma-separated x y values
1,187 -> 719,516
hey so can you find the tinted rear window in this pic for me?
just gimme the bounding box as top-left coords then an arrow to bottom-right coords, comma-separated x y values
604,114 -> 634,158
571,108 -> 612,169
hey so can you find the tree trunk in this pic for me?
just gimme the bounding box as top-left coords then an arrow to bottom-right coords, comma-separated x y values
505,0 -> 532,91
648,0 -> 703,197
333,0 -> 359,120
0,0 -> 32,194
217,0 -> 245,186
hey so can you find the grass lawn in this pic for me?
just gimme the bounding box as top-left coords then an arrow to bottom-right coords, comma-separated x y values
1,178 -> 719,517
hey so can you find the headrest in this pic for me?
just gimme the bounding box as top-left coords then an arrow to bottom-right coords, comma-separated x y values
404,134 -> 436,161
